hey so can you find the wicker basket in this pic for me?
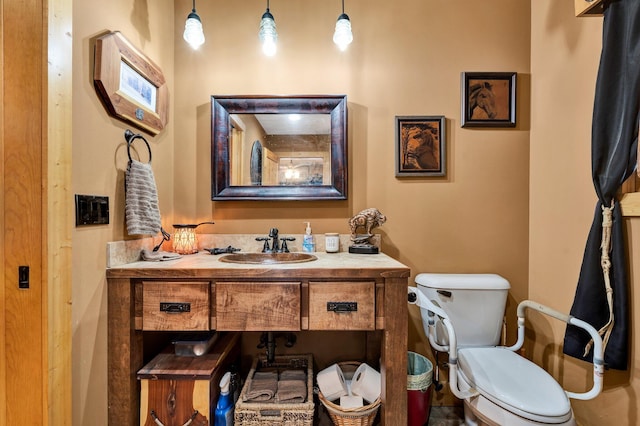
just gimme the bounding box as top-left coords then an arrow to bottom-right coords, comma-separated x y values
317,362 -> 381,426
234,354 -> 314,426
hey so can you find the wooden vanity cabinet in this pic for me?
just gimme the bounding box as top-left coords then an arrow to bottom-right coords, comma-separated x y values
107,260 -> 409,426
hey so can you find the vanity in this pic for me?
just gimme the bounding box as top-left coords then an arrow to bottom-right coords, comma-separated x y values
106,250 -> 410,425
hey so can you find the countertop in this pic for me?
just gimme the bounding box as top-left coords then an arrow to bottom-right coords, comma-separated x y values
106,251 -> 410,279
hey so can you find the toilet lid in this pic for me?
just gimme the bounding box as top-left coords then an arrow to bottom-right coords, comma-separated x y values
458,347 -> 571,421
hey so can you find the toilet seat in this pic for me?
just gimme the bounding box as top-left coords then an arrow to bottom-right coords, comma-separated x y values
458,347 -> 573,424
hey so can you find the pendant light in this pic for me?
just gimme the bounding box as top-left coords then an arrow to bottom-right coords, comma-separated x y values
183,0 -> 205,50
259,0 -> 278,56
333,0 -> 353,51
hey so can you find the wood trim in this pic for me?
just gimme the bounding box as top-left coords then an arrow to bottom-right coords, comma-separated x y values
620,173 -> 639,217
47,0 -> 73,424
0,0 -> 5,419
620,192 -> 640,217
575,0 -> 604,17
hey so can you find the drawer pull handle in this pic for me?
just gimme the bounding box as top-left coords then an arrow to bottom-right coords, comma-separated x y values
159,302 -> 191,313
327,302 -> 357,313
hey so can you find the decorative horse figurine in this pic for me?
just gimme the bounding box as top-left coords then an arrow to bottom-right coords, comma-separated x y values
469,81 -> 497,119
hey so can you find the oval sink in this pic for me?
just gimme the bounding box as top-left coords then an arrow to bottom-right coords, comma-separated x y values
219,252 -> 318,264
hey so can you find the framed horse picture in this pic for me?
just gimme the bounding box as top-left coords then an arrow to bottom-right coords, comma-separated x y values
461,72 -> 516,128
395,115 -> 446,177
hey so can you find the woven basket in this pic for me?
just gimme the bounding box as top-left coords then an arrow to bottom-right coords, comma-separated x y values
235,354 -> 314,426
407,351 -> 433,391
317,362 -> 381,426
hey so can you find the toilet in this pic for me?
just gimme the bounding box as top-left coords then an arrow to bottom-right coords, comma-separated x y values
409,273 -> 604,426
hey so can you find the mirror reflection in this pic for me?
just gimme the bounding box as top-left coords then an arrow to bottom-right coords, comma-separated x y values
211,95 -> 348,201
229,113 -> 332,186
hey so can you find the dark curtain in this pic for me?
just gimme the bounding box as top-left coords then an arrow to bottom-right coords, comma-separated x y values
563,0 -> 639,370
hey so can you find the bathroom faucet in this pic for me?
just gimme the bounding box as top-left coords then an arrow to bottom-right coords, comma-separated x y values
269,228 -> 280,252
255,228 -> 295,253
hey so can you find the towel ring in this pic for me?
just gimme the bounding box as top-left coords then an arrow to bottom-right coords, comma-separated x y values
124,129 -> 152,163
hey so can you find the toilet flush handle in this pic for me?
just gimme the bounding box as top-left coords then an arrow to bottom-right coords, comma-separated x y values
437,290 -> 452,298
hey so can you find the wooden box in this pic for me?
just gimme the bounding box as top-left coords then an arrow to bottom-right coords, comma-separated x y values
308,281 -> 375,330
137,332 -> 240,426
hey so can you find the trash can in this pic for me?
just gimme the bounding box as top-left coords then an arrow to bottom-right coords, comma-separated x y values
407,351 -> 433,426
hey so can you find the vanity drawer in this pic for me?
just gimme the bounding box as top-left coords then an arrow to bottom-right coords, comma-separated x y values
308,281 -> 375,330
215,282 -> 301,331
142,281 -> 210,331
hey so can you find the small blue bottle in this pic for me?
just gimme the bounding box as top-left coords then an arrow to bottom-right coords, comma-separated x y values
214,372 -> 234,426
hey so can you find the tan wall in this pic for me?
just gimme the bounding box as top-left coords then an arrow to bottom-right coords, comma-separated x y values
531,2 -> 640,425
71,1 -> 175,424
173,3 -> 531,400
69,0 -> 640,424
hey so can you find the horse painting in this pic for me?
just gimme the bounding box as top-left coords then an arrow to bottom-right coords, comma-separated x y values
468,81 -> 497,119
401,122 -> 439,171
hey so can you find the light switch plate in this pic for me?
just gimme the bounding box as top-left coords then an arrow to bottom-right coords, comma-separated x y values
75,195 -> 109,226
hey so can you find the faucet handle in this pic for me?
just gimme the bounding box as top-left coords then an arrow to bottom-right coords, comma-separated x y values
256,237 -> 270,252
280,237 -> 295,253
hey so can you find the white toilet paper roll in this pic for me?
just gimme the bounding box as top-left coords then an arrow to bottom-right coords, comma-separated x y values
317,363 -> 348,401
350,363 -> 381,403
340,394 -> 364,409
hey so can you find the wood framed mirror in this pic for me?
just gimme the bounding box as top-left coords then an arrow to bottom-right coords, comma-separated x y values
211,95 -> 348,201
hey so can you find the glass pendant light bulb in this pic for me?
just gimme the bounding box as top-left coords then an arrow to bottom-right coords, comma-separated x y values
259,3 -> 278,56
333,0 -> 353,51
183,2 -> 205,50
333,14 -> 353,51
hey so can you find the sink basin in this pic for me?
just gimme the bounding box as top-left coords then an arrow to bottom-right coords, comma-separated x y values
218,252 -> 318,264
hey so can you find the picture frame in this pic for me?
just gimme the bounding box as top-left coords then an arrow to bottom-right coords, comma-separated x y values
395,116 -> 446,177
461,72 -> 516,128
94,31 -> 168,135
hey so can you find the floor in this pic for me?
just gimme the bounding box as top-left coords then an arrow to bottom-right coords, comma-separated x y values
427,406 -> 466,425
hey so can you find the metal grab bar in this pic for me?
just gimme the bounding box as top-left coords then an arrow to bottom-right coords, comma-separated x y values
507,300 -> 604,401
408,287 -> 479,399
408,289 -> 604,401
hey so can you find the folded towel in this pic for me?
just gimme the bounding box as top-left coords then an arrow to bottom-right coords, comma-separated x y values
244,371 -> 278,402
141,249 -> 182,262
276,379 -> 307,403
280,369 -> 306,381
125,159 -> 162,236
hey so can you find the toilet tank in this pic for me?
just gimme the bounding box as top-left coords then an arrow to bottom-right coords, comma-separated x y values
415,273 -> 510,347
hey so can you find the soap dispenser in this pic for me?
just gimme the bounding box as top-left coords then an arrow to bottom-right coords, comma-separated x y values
302,222 -> 316,253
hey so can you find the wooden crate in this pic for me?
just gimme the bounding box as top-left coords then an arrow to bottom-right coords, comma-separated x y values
235,354 -> 314,426
137,332 -> 240,426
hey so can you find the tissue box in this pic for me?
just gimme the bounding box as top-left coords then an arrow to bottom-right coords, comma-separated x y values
137,332 -> 240,426
234,354 -> 314,426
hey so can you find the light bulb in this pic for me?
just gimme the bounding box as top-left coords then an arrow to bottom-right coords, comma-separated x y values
259,10 -> 278,56
333,13 -> 353,51
183,11 -> 205,49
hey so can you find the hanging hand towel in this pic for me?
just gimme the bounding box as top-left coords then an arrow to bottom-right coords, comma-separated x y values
125,159 -> 162,235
